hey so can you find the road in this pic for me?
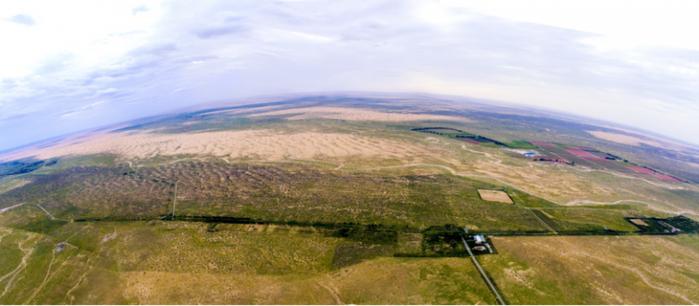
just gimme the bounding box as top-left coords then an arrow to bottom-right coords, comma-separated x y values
171,180 -> 178,217
0,203 -> 24,213
526,208 -> 559,235
461,232 -> 507,305
35,204 -> 56,220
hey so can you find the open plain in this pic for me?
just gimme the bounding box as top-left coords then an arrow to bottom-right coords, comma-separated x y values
1,96 -> 698,304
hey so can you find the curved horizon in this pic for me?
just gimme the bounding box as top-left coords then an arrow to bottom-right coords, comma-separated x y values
2,0 -> 699,149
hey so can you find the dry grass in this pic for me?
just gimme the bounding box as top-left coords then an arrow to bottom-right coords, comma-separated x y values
0,104 -> 694,217
480,235 -> 699,304
0,222 -> 494,304
448,143 -> 698,214
588,130 -> 662,147
326,257 -> 492,304
249,106 -> 471,123
477,189 -> 513,204
0,179 -> 31,195
119,257 -> 492,305
122,271 -> 336,304
462,152 -> 618,203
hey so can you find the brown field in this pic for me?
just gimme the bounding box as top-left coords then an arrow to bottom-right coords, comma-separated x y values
588,130 -> 662,147
249,106 -> 471,123
451,148 -> 618,203
2,130 -> 432,161
477,189 -> 513,204
480,235 -> 699,304
449,145 -> 699,215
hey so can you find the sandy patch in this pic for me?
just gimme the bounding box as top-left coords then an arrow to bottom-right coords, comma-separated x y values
249,106 -> 470,122
629,218 -> 648,226
0,179 -> 31,195
200,104 -> 282,116
0,202 -> 25,213
4,129 -> 431,161
588,131 -> 662,147
477,189 -> 513,204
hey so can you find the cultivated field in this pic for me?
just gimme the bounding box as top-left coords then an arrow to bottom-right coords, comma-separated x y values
588,130 -> 663,147
478,189 -> 513,204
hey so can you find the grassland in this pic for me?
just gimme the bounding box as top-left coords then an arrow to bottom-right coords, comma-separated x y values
0,222 -> 494,304
480,235 -> 699,304
0,155 -> 691,303
1,214 -> 697,304
0,160 -> 565,231
2,157 -> 668,234
0,97 -> 698,304
4,105 -> 697,217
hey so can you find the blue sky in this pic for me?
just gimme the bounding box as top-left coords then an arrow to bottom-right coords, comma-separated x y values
1,0 -> 699,150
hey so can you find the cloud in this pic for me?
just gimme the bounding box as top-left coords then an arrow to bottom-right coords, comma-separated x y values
60,100 -> 106,118
0,0 -> 698,151
193,24 -> 246,39
132,5 -> 149,15
8,14 -> 34,26
129,43 -> 178,56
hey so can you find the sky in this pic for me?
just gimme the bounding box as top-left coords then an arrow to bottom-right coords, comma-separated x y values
1,0 -> 699,151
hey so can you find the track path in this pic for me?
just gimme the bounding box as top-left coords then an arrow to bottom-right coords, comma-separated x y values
460,232 -> 506,305
0,203 -> 24,214
35,204 -> 56,220
0,234 -> 36,298
524,208 -> 558,234
24,250 -> 56,304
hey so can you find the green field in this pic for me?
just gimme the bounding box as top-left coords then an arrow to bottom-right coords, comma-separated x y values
0,222 -> 496,304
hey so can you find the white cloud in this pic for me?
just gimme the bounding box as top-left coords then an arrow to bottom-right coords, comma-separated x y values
450,0 -> 699,50
0,0 -> 163,80
0,0 -> 698,150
